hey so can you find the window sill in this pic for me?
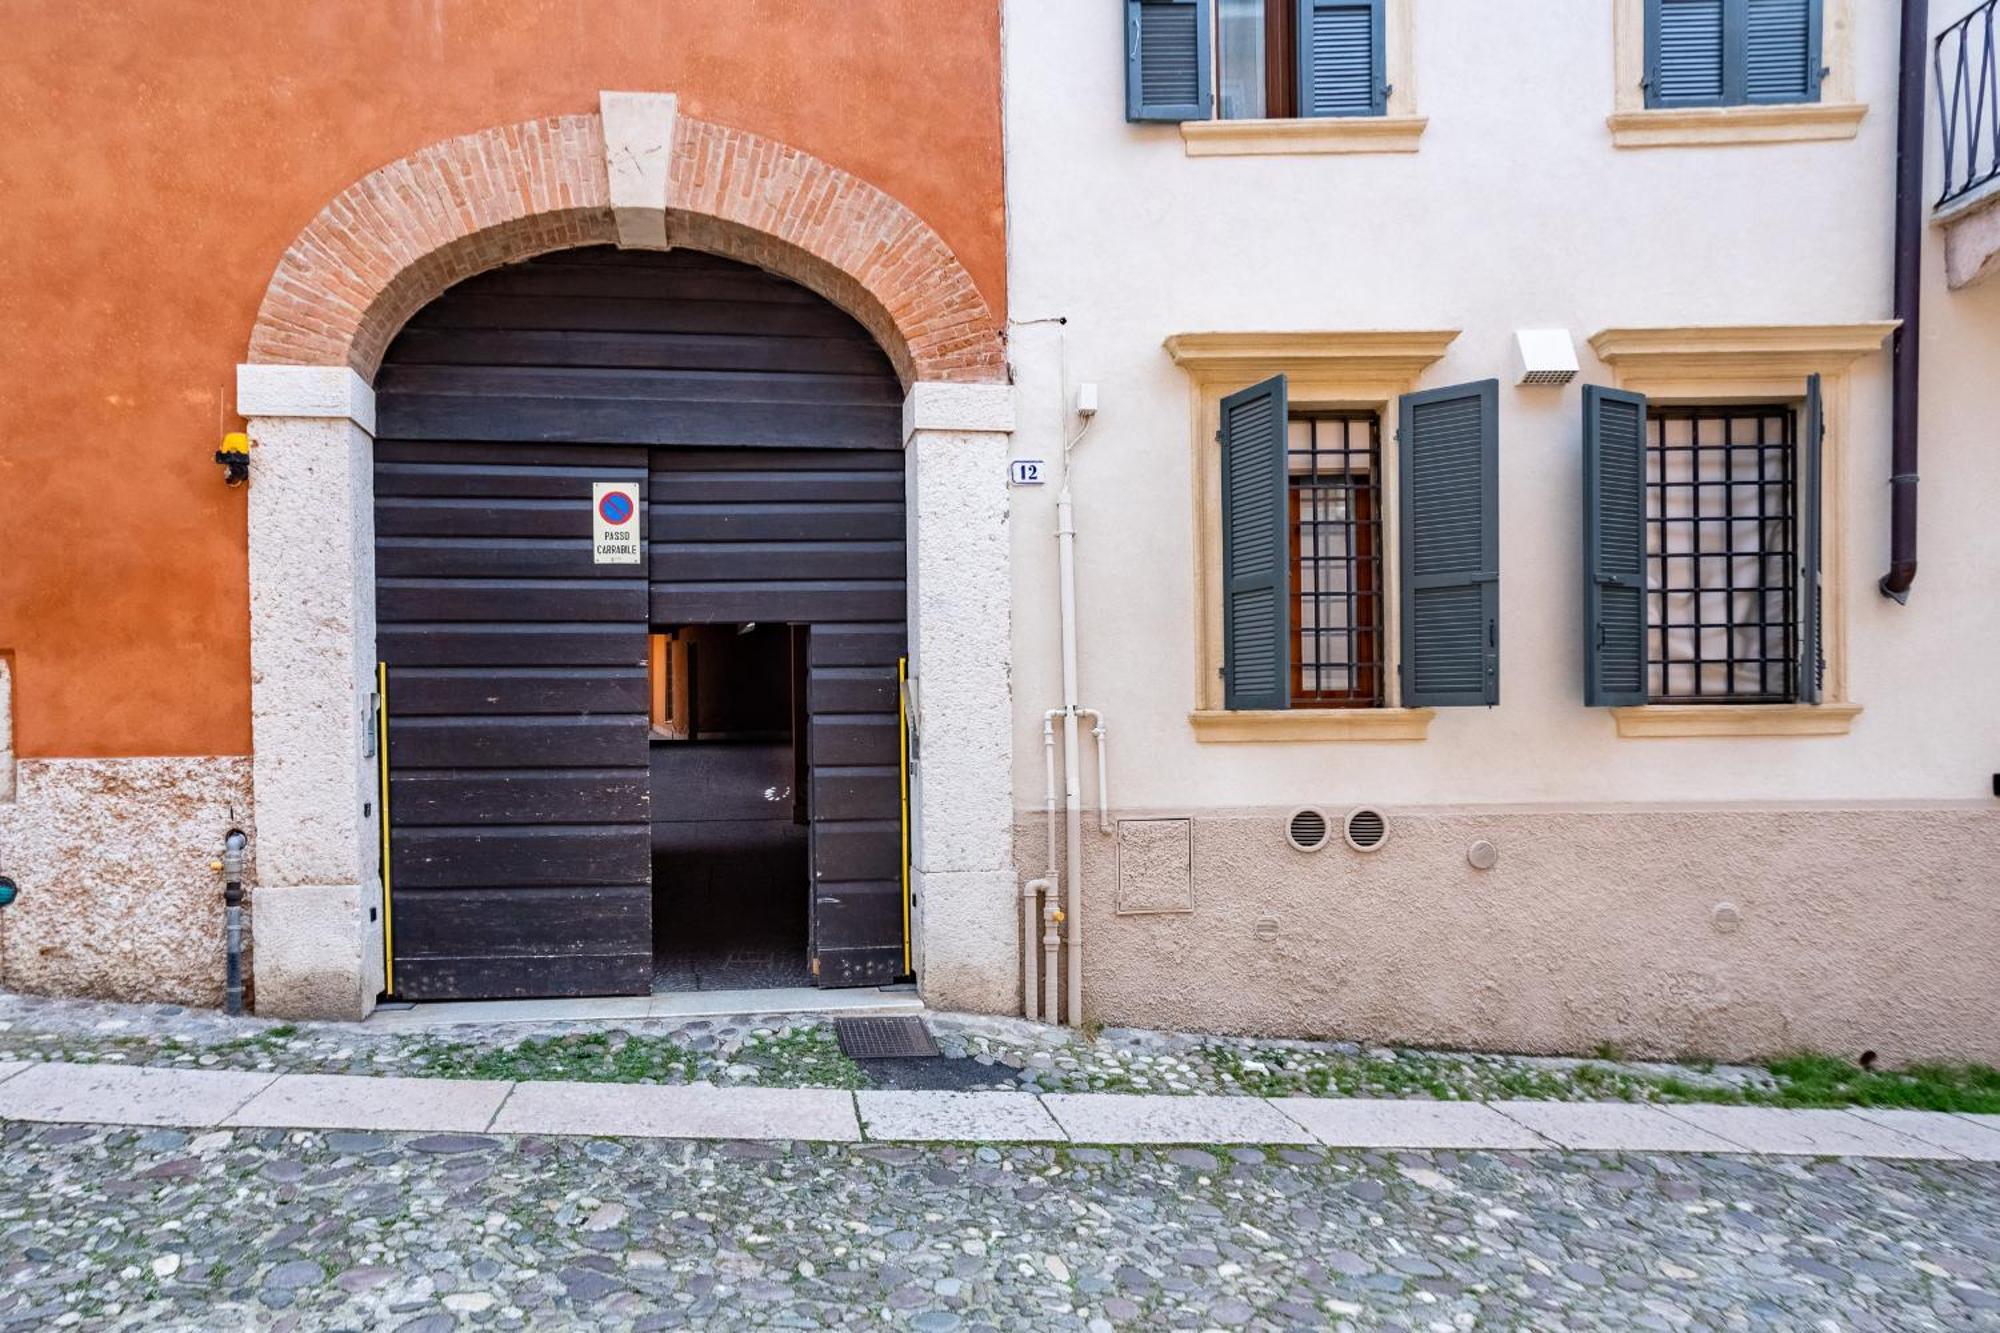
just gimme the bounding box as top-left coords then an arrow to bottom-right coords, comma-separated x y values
1190,708 -> 1435,742
1610,703 -> 1863,738
1607,102 -> 1867,149
1181,116 -> 1428,158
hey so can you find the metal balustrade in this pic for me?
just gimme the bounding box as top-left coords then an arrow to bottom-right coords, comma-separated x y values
1938,0 -> 2000,209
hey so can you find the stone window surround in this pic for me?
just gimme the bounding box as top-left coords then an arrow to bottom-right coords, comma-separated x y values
1588,321 -> 1899,738
1607,0 -> 1868,148
235,93 -> 1019,1020
1178,0 -> 1424,157
1166,329 -> 1462,743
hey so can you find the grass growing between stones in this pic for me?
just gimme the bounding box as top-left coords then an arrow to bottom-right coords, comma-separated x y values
408,1032 -> 701,1085
1750,1054 -> 2000,1114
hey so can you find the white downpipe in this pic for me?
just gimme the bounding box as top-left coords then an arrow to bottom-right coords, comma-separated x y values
1057,487 -> 1085,1027
1041,898 -> 1062,1021
1079,707 -> 1110,835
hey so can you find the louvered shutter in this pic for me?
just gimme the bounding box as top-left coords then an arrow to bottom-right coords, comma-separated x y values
1796,374 -> 1824,704
1582,387 -> 1650,707
1296,0 -> 1386,118
1745,0 -> 1821,102
1648,0 -> 1821,106
1127,0 -> 1213,122
1649,0 -> 1726,105
1398,381 -> 1499,708
1220,374 -> 1290,711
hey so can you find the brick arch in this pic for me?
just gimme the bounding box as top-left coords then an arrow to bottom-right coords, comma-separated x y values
246,110 -> 1005,388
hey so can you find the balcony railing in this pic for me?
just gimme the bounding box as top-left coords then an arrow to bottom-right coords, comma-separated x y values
1938,0 -> 2000,209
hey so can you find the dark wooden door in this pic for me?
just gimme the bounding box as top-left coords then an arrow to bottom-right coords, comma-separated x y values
374,441 -> 653,999
373,247 -> 908,999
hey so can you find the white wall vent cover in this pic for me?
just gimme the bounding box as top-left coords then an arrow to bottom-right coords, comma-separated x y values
1286,807 -> 1332,853
1513,329 -> 1579,386
1343,806 -> 1390,852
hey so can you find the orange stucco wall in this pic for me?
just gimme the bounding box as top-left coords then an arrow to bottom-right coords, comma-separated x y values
0,0 -> 1005,759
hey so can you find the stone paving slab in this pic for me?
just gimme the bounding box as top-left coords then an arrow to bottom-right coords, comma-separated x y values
0,1061 -> 26,1085
1042,1093 -> 1315,1144
1848,1108 -> 2000,1162
1663,1104 -> 1965,1158
1490,1100 -> 1747,1153
0,1062 -> 275,1128
857,1089 -> 1068,1142
224,1073 -> 512,1133
1275,1096 -> 1554,1150
491,1079 -> 861,1141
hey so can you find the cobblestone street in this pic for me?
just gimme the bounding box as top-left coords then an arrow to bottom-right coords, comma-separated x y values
5,1117 -> 1999,1331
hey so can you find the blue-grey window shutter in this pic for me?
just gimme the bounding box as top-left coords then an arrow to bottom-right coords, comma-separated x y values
1220,374 -> 1290,711
1398,380 -> 1500,708
1648,0 -> 1727,106
1296,0 -> 1386,118
1647,0 -> 1820,107
1796,373 -> 1824,704
1744,0 -> 1822,103
1127,0 -> 1213,122
1582,386 -> 1650,707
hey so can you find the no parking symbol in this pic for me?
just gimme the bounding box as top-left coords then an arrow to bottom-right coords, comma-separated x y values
592,481 -> 641,565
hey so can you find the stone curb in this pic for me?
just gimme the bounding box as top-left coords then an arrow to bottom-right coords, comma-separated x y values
2,1060 -> 1998,1160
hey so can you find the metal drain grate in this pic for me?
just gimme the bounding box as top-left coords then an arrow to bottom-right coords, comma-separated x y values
834,1016 -> 939,1060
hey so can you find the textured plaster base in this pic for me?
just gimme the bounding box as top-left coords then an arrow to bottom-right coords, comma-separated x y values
0,758 -> 251,1006
1012,804 -> 2000,1065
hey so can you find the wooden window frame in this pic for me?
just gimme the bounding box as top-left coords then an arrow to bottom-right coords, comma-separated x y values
649,631 -> 691,741
1287,412 -> 1385,708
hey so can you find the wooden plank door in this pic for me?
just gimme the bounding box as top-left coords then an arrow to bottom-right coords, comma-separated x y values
375,441 -> 653,999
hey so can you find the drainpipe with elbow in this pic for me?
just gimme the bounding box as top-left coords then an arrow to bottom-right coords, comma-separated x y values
1882,0 -> 1929,602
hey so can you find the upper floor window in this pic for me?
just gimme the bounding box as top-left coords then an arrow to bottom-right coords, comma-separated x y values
1127,0 -> 1386,123
1645,0 -> 1825,108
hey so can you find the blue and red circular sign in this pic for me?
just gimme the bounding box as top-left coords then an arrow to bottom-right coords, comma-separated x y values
597,490 -> 635,525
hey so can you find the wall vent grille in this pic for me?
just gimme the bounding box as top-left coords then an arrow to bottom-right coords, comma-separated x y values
1343,806 -> 1389,852
1286,807 -> 1332,853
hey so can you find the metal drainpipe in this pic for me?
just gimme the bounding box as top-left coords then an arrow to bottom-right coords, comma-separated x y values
216,830 -> 249,1016
1882,0 -> 1930,603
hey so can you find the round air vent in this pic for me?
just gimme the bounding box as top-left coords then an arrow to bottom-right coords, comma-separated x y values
1285,807 -> 1332,853
1343,806 -> 1389,853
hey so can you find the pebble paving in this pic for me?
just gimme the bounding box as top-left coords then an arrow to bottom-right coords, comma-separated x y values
0,995 -> 1778,1103
3,1118 -> 1997,1331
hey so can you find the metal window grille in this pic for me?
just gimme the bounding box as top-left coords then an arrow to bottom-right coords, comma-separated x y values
1645,404 -> 1797,703
1288,412 -> 1383,707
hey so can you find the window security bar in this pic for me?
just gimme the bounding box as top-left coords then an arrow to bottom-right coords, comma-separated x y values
1937,0 -> 2000,209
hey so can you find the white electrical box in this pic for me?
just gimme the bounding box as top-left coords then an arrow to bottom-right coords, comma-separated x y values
1075,382 -> 1099,417
1512,329 -> 1579,386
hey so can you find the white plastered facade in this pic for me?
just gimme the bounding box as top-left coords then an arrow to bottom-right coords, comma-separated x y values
996,0 -> 2000,1058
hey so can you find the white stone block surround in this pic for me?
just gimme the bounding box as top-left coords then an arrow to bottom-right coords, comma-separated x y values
243,371 -> 385,1021
904,382 -> 1018,1012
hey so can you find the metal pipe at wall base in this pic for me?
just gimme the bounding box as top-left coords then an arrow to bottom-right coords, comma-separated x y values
218,829 -> 249,1017
1882,0 -> 1928,602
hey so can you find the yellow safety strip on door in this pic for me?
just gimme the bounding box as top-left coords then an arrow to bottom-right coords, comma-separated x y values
377,661 -> 394,996
898,655 -> 912,976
